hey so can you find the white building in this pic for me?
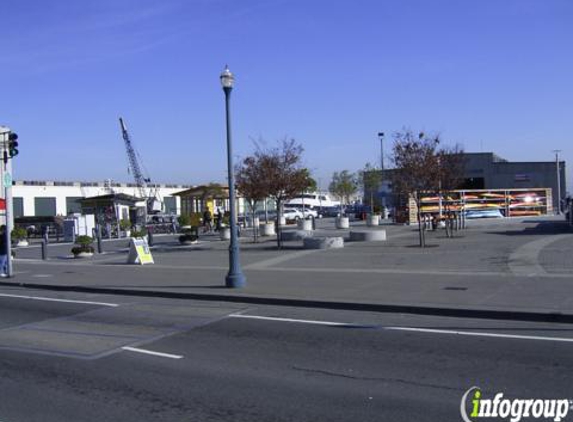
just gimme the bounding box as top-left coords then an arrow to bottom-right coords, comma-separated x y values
11,180 -> 189,218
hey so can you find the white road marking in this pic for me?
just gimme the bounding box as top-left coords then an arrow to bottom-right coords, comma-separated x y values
383,326 -> 573,343
229,314 -> 355,327
121,346 -> 183,359
230,314 -> 573,343
0,293 -> 119,307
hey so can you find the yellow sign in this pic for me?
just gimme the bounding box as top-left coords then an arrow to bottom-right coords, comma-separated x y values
127,237 -> 154,265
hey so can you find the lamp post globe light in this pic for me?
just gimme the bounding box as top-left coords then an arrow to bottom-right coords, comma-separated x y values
220,66 -> 246,288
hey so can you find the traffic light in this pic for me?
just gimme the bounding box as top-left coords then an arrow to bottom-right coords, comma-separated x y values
8,132 -> 18,158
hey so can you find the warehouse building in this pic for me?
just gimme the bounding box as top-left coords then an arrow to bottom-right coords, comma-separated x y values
374,152 -> 567,214
8,180 -> 188,218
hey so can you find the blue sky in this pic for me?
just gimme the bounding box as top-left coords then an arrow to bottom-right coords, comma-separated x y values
1,0 -> 572,190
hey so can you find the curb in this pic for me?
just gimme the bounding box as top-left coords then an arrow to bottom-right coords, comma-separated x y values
2,281 -> 573,324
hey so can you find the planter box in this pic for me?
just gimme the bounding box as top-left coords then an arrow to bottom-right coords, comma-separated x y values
303,236 -> 344,250
220,227 -> 231,240
73,252 -> 94,259
260,222 -> 275,236
280,230 -> 314,241
297,219 -> 314,231
180,240 -> 198,245
349,230 -> 387,242
335,216 -> 350,229
366,215 -> 380,227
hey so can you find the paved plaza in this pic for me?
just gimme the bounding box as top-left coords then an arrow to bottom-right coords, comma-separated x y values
6,216 -> 573,318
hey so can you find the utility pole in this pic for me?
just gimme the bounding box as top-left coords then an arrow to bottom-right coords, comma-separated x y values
553,150 -> 562,215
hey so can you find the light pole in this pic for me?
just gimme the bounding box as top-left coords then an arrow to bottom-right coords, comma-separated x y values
553,150 -> 562,215
221,66 -> 246,288
378,132 -> 385,211
377,132 -> 385,170
0,127 -> 14,277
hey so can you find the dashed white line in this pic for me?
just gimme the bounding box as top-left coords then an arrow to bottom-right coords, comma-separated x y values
0,293 -> 119,307
230,314 -> 573,343
121,346 -> 183,359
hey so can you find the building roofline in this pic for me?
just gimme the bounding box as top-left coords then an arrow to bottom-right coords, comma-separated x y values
13,179 -> 193,189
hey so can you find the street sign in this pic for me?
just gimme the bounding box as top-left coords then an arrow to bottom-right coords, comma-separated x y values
127,237 -> 154,265
4,172 -> 12,187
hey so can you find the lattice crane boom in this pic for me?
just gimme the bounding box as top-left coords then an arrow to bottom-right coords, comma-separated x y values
119,117 -> 148,200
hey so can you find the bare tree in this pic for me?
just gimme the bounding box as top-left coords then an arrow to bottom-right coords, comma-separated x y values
236,155 -> 267,242
437,144 -> 466,236
391,130 -> 441,247
329,170 -> 358,215
254,139 -> 311,249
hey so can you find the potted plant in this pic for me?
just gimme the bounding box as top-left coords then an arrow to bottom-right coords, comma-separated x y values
177,214 -> 191,231
71,235 -> 95,258
219,213 -> 231,240
11,227 -> 28,247
366,207 -> 380,227
119,219 -> 132,237
130,227 -> 147,238
179,228 -> 199,245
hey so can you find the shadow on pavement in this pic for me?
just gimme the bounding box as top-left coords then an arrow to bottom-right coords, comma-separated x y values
486,221 -> 572,236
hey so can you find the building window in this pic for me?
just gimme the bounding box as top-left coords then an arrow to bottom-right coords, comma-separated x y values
164,197 -> 177,214
34,197 -> 57,216
66,197 -> 83,215
13,197 -> 24,218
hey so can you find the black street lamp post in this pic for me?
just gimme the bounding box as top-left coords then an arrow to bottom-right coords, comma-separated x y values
220,66 -> 246,288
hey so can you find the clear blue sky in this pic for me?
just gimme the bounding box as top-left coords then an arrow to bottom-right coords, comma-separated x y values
2,0 -> 572,191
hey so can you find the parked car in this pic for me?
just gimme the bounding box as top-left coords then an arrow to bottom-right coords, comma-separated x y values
302,208 -> 318,218
319,206 -> 341,218
285,204 -> 319,218
282,208 -> 304,221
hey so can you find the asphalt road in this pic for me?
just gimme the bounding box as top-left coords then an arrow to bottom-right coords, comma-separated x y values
0,288 -> 572,422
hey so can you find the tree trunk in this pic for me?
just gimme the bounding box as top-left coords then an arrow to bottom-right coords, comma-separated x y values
444,207 -> 450,238
416,204 -> 425,248
252,208 -> 258,243
276,199 -> 283,249
370,192 -> 374,213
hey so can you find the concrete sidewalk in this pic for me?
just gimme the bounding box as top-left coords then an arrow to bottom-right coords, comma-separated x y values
6,216 -> 573,322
